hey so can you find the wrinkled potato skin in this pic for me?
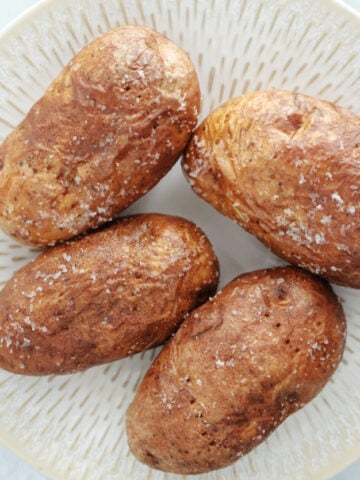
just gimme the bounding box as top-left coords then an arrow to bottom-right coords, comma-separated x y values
183,90 -> 360,288
0,214 -> 219,375
126,267 -> 345,474
0,26 -> 200,246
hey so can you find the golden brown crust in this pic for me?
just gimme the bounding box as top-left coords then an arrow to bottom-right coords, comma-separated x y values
0,214 -> 219,375
183,90 -> 360,288
126,266 -> 346,474
0,25 -> 200,246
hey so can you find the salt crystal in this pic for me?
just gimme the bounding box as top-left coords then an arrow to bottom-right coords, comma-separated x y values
314,233 -> 326,245
21,338 -> 31,348
331,192 -> 344,204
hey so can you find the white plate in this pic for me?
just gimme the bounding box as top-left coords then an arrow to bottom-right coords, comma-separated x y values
0,0 -> 359,479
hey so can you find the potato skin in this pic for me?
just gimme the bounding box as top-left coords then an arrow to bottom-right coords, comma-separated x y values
0,26 -> 200,246
126,266 -> 346,474
183,90 -> 360,288
0,214 -> 219,375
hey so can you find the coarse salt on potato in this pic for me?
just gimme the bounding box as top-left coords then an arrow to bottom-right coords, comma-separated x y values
183,90 -> 360,288
126,266 -> 345,474
0,214 -> 219,375
0,25 -> 200,246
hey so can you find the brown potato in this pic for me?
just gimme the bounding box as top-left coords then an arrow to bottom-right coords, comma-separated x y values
0,25 -> 200,246
182,90 -> 360,288
0,214 -> 219,375
126,266 -> 346,474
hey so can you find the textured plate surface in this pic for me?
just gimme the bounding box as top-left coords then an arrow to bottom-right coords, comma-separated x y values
0,0 -> 359,479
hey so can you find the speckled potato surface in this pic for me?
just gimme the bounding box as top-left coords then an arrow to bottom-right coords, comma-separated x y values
0,214 -> 219,375
183,90 -> 360,288
0,25 -> 200,246
126,266 -> 346,474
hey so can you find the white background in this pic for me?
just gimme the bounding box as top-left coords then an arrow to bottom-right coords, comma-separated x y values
0,0 -> 359,479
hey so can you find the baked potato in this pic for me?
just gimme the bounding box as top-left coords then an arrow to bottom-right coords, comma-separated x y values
0,25 -> 200,246
183,90 -> 360,288
126,266 -> 346,474
0,214 -> 219,375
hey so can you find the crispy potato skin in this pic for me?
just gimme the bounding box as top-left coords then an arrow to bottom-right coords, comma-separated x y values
0,214 -> 219,375
183,90 -> 360,288
0,26 -> 200,246
126,266 -> 346,474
